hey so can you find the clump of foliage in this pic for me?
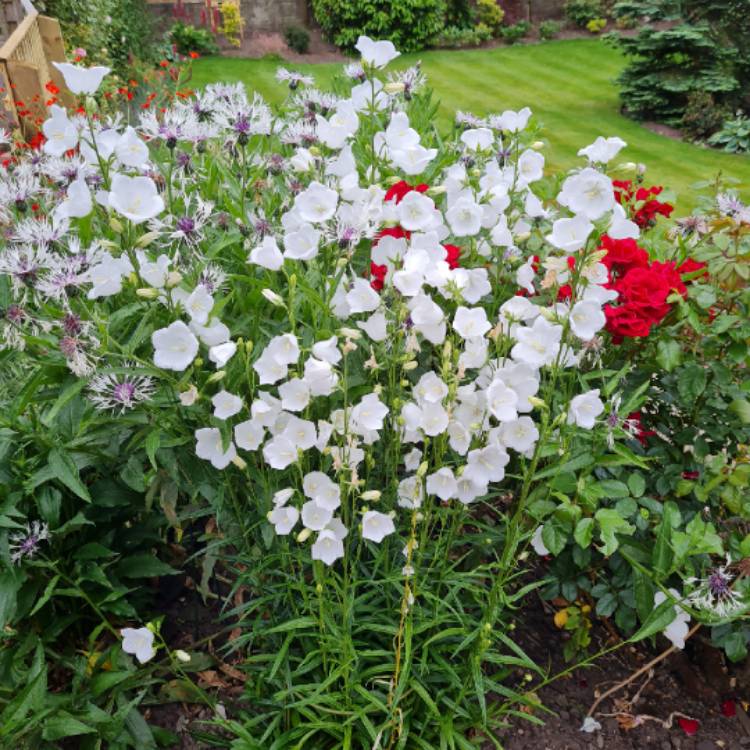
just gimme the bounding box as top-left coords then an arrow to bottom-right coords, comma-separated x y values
170,22 -> 220,57
501,20 -> 531,43
708,114 -> 750,153
284,25 -> 311,54
475,0 -> 505,35
587,17 -> 607,32
608,0 -> 750,127
681,91 -> 730,141
539,19 -> 561,39
312,0 -> 447,52
565,0 -> 604,28
42,0 -> 156,75
218,0 -> 245,47
431,23 -> 493,47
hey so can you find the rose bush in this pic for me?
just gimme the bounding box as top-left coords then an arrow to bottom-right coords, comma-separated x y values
0,40 -> 748,747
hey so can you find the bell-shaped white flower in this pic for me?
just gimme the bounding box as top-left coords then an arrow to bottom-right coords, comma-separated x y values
558,167 -> 615,220
268,505 -> 299,535
284,224 -> 320,260
426,467 -> 457,500
42,105 -> 78,156
545,215 -> 594,253
294,181 -> 338,223
301,499 -> 334,531
212,390 -> 243,420
115,126 -> 149,168
361,511 -> 395,543
390,144 -> 437,176
461,127 -> 493,151
397,190 -> 435,231
346,277 -> 381,314
446,196 -> 482,237
262,435 -> 298,469
53,61 -> 110,94
120,626 -> 155,664
453,306 -> 490,340
486,379 -> 519,422
567,389 -> 604,429
195,427 -> 237,469
511,317 -> 562,368
152,320 -> 199,371
355,35 -> 400,68
234,419 -> 265,451
109,174 -> 164,224
279,378 -> 311,412
311,529 -> 345,565
498,416 -> 539,453
569,300 -> 606,341
385,111 -> 420,150
578,136 -> 627,164
209,341 -> 237,368
249,236 -> 284,271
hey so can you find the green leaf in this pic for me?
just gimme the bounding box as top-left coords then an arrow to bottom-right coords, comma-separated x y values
42,380 -> 87,428
0,569 -> 20,627
28,575 -> 60,617
722,631 -> 748,663
630,597 -> 679,644
574,518 -> 594,549
653,502 -> 680,578
595,508 -> 635,556
542,517 -> 568,556
627,472 -> 646,498
590,479 -> 630,499
656,340 -> 682,372
729,398 -> 750,424
677,364 -> 707,404
116,554 -> 178,579
42,713 -> 98,741
47,448 -> 91,502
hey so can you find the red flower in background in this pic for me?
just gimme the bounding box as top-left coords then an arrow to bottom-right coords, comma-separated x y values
613,179 -> 673,228
627,411 -> 656,447
677,258 -> 708,280
384,180 -> 428,204
677,717 -> 699,736
599,235 -> 649,278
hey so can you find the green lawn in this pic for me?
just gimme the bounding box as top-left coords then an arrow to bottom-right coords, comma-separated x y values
191,40 -> 750,209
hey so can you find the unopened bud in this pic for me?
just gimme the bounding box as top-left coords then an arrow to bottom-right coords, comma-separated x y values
339,327 -> 362,339
166,271 -> 183,288
361,490 -> 381,501
245,340 -> 253,354
308,146 -> 321,158
417,461 -> 429,478
384,81 -> 405,94
427,184 -> 447,196
174,649 -> 191,663
136,230 -> 161,248
207,370 -> 226,383
297,527 -> 312,543
528,396 -> 547,409
262,288 -> 285,306
109,216 -> 124,233
231,455 -> 247,470
402,360 -> 418,371
531,140 -> 544,150
515,231 -> 531,242
136,287 -> 159,299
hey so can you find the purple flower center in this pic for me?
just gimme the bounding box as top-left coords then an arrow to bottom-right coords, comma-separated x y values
113,381 -> 136,404
176,216 -> 195,234
234,114 -> 251,135
708,570 -> 731,598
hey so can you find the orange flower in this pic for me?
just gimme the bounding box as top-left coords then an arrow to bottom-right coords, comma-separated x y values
189,51 -> 200,59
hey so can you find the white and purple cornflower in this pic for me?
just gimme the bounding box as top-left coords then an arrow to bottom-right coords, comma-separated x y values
10,521 -> 50,565
88,366 -> 155,412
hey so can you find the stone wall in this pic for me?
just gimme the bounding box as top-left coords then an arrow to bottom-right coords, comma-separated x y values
146,0 -> 308,35
502,0 -> 567,25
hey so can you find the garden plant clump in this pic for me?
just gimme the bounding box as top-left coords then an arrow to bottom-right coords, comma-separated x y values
0,35 -> 749,749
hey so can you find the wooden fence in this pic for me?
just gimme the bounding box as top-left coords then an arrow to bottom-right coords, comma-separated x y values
0,7 -> 73,137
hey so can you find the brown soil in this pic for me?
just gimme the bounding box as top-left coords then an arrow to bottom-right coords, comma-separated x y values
219,28 -> 347,64
644,121 -> 686,142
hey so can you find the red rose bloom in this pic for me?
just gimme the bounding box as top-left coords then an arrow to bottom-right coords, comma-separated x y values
613,267 -> 673,323
677,258 -> 708,281
600,235 -> 649,278
604,303 -> 654,341
443,243 -> 461,269
370,261 -> 387,291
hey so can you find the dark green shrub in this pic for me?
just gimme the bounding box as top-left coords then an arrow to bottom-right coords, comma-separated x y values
681,91 -> 729,141
501,20 -> 530,44
284,25 -> 311,54
564,0 -> 604,28
431,23 -> 492,47
311,0 -> 447,52
169,22 -> 220,57
538,20 -> 561,40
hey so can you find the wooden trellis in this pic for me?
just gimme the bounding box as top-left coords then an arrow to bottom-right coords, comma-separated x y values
0,3 -> 73,138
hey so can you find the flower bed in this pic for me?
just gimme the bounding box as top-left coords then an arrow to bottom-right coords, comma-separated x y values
0,38 -> 748,748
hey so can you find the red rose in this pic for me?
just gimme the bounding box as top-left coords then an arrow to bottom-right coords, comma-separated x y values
443,243 -> 461,269
613,267 -> 673,323
599,235 -> 649,278
650,260 -> 687,298
604,303 -> 654,341
557,284 -> 572,301
369,261 -> 387,291
627,411 -> 656,446
375,225 -> 410,243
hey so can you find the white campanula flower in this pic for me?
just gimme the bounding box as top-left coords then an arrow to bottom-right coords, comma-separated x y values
138,253 -> 170,288
86,252 -> 133,299
263,435 -> 298,469
254,351 -> 288,385
209,341 -> 237,368
426,467 -> 457,501
301,499 -> 334,531
569,300 -> 606,341
212,390 -> 243,420
195,427 -> 237,469
346,277 -> 381,313
517,149 -> 544,186
465,444 -> 509,484
385,111 -> 420,150
653,590 -> 690,649
498,416 -> 539,453
109,174 -> 164,224
279,377 -> 311,412
152,320 -> 199,371
578,136 -> 627,164
42,105 -> 78,157
115,126 -> 149,168
446,196 -> 483,237
294,181 -> 338,223
190,317 -> 230,347
268,505 -> 299,535
184,285 -> 214,325
311,529 -> 345,565
486,379 -> 519,422
608,202 -> 640,240
80,127 -> 119,164
355,35 -> 400,68
490,107 -> 532,133
415,372 -> 448,404
410,294 -> 446,344
558,167 -> 615,220
53,61 -> 110,94
120,626 -> 155,664
303,357 -> 338,396
267,333 -> 300,365
282,416 -> 318,450
358,311 -> 387,341
312,336 -> 341,364
516,257 -> 536,295
351,393 -> 388,434
316,101 -> 359,149
545,215 -> 594,253
249,236 -> 284,271
511,317 -> 562,368
455,476 -> 487,505
303,471 -> 340,511
420,403 -> 449,437
361,511 -> 395,543
234,419 -> 265,451
390,144 -> 438,176
284,224 -> 321,261
453,306 -> 490,340
397,475 -> 423,509
397,191 -> 435,231
57,176 -> 92,219
460,127 -> 493,151
567,389 -> 605,429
